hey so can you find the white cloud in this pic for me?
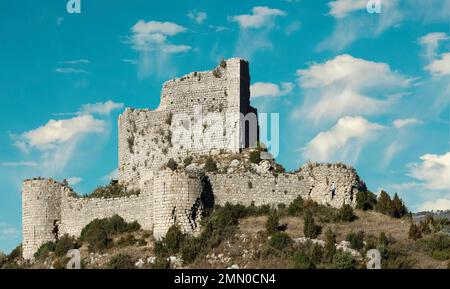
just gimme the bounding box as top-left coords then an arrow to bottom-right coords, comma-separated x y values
382,140 -> 403,168
328,0 -> 367,18
425,52 -> 450,77
301,116 -> 384,163
0,161 -> 38,167
129,20 -> 190,53
123,59 -> 138,65
67,177 -> 83,185
126,20 -> 191,78
417,198 -> 450,212
250,82 -> 293,98
392,118 -> 423,128
419,32 -> 449,60
187,10 -> 207,24
61,59 -> 90,65
230,6 -> 286,59
407,152 -> 450,191
80,101 -> 124,115
16,115 -> 105,151
294,54 -> 411,124
55,68 -> 87,74
230,6 -> 286,29
285,21 -> 301,36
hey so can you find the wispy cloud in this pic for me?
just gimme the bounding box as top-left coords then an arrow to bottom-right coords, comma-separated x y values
0,161 -> 38,168
187,10 -> 207,24
124,20 -> 191,78
230,6 -> 286,59
80,101 -> 124,115
55,68 -> 87,74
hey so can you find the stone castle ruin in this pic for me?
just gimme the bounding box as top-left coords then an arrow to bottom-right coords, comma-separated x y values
22,58 -> 362,259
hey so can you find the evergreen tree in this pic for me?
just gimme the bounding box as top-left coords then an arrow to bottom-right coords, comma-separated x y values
391,193 -> 408,218
376,190 -> 392,215
303,211 -> 322,238
355,190 -> 377,210
324,228 -> 336,262
266,212 -> 280,235
408,223 -> 422,240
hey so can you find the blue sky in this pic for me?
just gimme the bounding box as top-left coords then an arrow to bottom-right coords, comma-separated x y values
0,0 -> 449,253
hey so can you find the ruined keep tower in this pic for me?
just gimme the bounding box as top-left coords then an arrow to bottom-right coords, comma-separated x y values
118,58 -> 258,189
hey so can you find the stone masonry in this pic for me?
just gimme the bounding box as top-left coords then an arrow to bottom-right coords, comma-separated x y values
21,58 -> 362,259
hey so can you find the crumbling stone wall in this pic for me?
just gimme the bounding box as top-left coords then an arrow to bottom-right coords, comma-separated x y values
118,58 -> 258,188
207,163 -> 360,208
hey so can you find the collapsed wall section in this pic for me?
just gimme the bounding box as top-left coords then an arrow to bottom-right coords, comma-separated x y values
208,163 -> 360,208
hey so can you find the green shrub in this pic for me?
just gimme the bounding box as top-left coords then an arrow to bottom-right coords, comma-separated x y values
212,68 -> 222,78
181,237 -> 203,264
332,251 -> 357,269
151,257 -> 170,269
418,233 -> 450,260
338,204 -> 356,222
52,257 -> 71,269
266,213 -> 280,235
324,228 -> 337,262
309,243 -> 324,264
55,234 -> 78,257
431,250 -> 450,261
346,231 -> 365,250
287,196 -> 304,216
117,234 -> 138,247
447,260 -> 450,269
249,150 -> 261,164
7,244 -> 22,261
89,181 -> 140,198
184,156 -> 193,166
377,232 -> 389,257
355,190 -> 377,210
269,232 -> 293,251
167,158 -> 178,171
220,59 -> 227,68
34,241 -> 56,260
164,225 -> 185,255
303,211 -> 322,238
79,215 -> 140,252
107,254 -> 135,269
204,156 -> 218,172
293,251 -> 315,269
408,223 -> 422,240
